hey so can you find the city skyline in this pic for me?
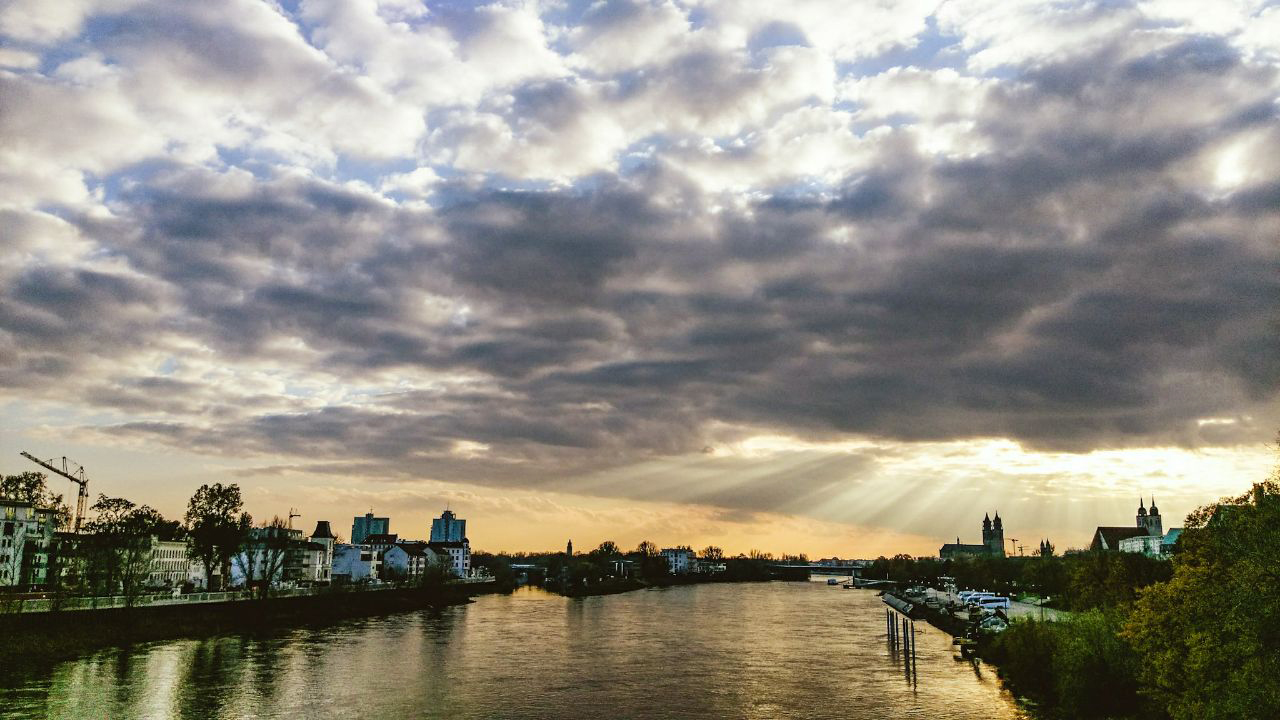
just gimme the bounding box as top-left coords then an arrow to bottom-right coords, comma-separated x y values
3,1 -> 1278,559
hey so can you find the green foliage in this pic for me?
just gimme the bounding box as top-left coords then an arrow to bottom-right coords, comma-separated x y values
1064,551 -> 1172,611
77,494 -> 170,603
989,611 -> 1150,719
1123,480 -> 1280,720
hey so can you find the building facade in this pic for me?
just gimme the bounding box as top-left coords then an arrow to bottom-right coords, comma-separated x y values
427,540 -> 469,577
148,539 -> 190,589
0,500 -> 57,589
332,543 -> 377,583
351,512 -> 390,545
661,547 -> 695,574
382,542 -> 439,580
430,510 -> 466,543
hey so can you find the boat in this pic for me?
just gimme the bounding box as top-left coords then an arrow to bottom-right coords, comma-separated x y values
843,581 -> 856,589
827,578 -> 840,585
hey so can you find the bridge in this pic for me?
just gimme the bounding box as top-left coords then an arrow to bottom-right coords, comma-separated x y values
768,564 -> 866,578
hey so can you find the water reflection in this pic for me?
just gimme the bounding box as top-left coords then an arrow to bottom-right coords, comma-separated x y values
7,583 -> 1026,720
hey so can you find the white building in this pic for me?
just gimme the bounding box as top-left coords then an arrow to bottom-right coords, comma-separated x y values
1118,528 -> 1183,559
148,539 -> 190,589
661,547 -> 696,575
304,521 -> 336,584
0,500 -> 57,588
427,541 -> 469,578
332,543 -> 377,583
382,542 -> 440,581
187,559 -> 220,590
230,521 -> 337,588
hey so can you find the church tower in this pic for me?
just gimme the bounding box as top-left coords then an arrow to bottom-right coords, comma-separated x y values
1140,497 -> 1163,536
990,512 -> 1006,556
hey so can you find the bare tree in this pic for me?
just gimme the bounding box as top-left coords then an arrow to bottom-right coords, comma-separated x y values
234,516 -> 292,600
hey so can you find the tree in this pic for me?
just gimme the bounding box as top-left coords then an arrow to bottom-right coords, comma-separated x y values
1123,479 -> 1280,720
1,471 -> 71,529
634,540 -> 658,557
593,540 -> 620,557
80,495 -> 169,605
701,546 -> 724,561
185,483 -> 252,591
234,516 -> 292,599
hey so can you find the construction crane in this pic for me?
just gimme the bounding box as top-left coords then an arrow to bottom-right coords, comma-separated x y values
19,451 -> 90,533
288,508 -> 301,530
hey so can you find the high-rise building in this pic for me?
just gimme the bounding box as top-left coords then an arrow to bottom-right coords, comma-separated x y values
430,509 -> 466,543
352,511 -> 389,545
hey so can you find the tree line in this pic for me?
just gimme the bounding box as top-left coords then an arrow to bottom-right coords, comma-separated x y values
984,478 -> 1279,719
0,475 -> 292,604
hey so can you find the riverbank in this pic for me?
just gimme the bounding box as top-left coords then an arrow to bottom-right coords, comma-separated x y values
0,582 -> 501,672
546,567 -> 806,598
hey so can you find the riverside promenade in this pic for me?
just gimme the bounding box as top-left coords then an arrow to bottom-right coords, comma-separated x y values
2,577 -> 496,614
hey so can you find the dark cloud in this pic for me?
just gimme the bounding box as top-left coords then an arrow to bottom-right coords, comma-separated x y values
4,0 -> 1278,519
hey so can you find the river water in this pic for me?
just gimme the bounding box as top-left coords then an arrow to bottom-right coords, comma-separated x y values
3,581 -> 1026,719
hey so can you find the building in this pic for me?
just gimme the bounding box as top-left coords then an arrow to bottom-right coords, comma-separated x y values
363,533 -> 399,579
1118,528 -> 1183,559
187,559 -> 220,590
430,509 -> 466,543
148,539 -> 190,589
229,521 -> 336,588
307,521 -> 336,584
939,512 -> 1006,559
427,541 -> 469,577
0,500 -> 57,589
332,543 -> 377,583
1137,497 -> 1163,536
1090,498 -> 1174,553
661,547 -> 695,574
351,511 -> 390,545
382,542 -> 439,581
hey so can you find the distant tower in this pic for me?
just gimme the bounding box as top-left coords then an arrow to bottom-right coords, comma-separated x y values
982,512 -> 1006,556
1038,539 -> 1055,557
1142,497 -> 1163,536
566,539 -> 573,556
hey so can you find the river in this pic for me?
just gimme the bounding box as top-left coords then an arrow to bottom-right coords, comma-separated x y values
2,581 -> 1026,719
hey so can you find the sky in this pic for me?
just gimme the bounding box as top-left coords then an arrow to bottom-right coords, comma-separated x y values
1,0 -> 1278,558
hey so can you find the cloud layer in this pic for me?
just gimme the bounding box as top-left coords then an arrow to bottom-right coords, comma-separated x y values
2,0 -> 1278,529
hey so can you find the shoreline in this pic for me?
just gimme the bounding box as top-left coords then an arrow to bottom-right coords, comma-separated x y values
545,569 -> 808,598
1,583 -> 502,674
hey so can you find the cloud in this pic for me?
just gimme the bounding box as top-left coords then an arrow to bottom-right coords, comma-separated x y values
1,0 -> 1277,530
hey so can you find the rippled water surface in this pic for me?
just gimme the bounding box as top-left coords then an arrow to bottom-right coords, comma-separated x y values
3,582 -> 1026,719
